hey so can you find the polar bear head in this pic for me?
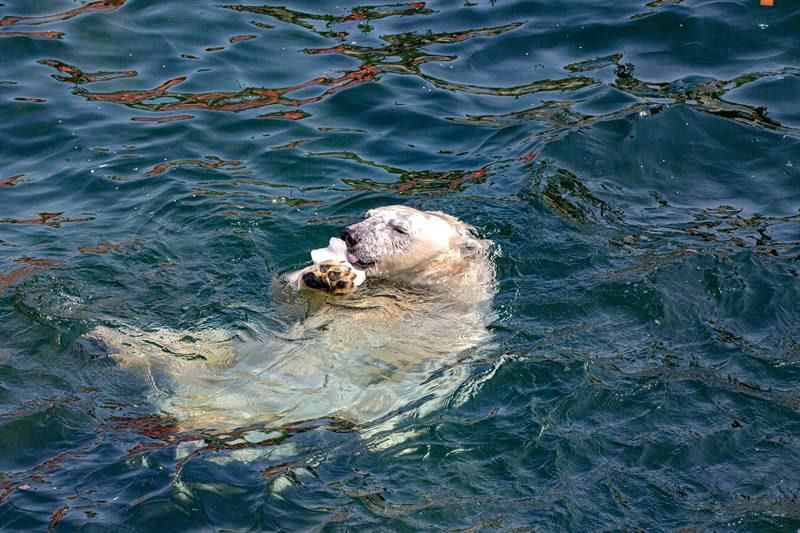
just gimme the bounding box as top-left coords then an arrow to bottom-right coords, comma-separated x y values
340,205 -> 489,285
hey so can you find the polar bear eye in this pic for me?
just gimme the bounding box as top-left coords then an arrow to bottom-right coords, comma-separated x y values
390,221 -> 409,235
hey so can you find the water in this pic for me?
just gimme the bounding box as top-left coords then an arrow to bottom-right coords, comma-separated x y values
1,0 -> 799,529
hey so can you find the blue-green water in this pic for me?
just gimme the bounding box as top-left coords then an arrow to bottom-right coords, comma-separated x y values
1,0 -> 799,529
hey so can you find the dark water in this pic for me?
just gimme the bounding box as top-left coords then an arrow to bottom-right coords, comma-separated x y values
1,0 -> 799,529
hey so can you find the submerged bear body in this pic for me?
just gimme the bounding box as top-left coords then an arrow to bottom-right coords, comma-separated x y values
85,206 -> 497,431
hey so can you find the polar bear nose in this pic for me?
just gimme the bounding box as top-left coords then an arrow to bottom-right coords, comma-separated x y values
341,228 -> 358,247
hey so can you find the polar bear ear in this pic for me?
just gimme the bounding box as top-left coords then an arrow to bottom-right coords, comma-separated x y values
426,210 -> 484,255
458,234 -> 486,257
426,210 -> 462,228
426,210 -> 474,236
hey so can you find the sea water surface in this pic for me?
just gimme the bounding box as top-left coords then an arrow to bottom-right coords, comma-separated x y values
1,0 -> 799,529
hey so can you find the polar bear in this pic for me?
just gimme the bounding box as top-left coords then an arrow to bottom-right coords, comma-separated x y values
84,206 -> 497,431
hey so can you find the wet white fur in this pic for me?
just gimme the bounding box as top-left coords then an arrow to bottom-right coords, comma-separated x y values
86,206 -> 497,433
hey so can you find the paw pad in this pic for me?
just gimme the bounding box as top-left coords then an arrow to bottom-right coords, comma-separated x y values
301,261 -> 357,295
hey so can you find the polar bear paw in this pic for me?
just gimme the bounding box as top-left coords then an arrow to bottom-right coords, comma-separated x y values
300,261 -> 358,295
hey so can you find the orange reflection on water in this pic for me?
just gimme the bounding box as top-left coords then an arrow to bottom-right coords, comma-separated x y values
0,0 -> 126,27
320,150 -> 494,194
145,157 -> 242,177
1,175 -> 25,187
271,139 -> 310,150
78,241 -> 130,254
110,414 -> 355,466
341,2 -> 429,21
0,268 -> 36,292
38,59 -> 137,85
228,34 -> 257,44
447,164 -> 491,190
48,505 -> 68,529
258,110 -> 311,120
68,64 -> 379,115
0,257 -> 65,292
0,212 -> 93,227
131,114 -> 194,124
0,30 -> 63,39
393,163 -> 491,192
223,2 -> 432,37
